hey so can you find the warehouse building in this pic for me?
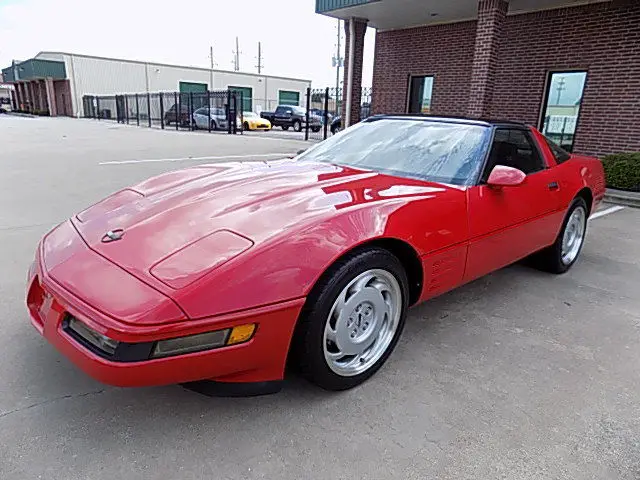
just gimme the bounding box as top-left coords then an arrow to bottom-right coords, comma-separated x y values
2,51 -> 311,118
319,0 -> 639,156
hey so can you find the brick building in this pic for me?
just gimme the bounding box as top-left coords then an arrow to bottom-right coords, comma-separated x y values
316,0 -> 640,156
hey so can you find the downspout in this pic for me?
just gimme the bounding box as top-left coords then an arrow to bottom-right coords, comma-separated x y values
345,18 -> 356,129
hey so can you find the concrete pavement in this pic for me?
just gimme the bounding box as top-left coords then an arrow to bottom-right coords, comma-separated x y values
1,116 -> 639,479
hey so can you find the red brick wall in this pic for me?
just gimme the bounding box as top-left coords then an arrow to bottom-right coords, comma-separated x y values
468,0 -> 508,118
343,19 -> 368,127
372,21 -> 477,117
372,1 -> 640,156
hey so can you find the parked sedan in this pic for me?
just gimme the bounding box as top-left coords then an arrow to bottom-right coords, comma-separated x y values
26,116 -> 605,395
192,107 -> 228,130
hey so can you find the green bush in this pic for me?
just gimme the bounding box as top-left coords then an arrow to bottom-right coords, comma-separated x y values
602,153 -> 640,192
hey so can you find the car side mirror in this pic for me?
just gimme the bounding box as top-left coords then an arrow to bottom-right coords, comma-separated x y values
487,165 -> 526,188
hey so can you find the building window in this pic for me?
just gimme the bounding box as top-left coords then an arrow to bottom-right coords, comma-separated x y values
408,76 -> 434,114
539,71 -> 587,152
279,90 -> 300,106
229,86 -> 253,112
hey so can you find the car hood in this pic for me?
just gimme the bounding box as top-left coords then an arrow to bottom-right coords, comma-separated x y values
72,158 -> 452,295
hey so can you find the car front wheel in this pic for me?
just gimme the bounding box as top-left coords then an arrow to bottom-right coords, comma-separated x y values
293,248 -> 408,391
530,196 -> 588,274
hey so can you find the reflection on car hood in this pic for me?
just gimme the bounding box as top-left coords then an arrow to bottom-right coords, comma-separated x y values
72,159 -> 452,290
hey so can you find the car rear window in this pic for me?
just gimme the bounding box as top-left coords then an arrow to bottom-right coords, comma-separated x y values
543,136 -> 571,163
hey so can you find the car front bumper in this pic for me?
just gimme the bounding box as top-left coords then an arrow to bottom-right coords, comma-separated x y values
26,236 -> 304,388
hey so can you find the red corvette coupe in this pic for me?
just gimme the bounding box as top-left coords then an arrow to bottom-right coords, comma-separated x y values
26,116 -> 605,395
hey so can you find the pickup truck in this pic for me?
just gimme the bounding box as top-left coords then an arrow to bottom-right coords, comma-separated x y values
260,105 -> 322,132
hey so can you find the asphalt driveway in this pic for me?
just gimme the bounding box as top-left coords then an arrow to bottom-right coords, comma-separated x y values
1,116 -> 639,479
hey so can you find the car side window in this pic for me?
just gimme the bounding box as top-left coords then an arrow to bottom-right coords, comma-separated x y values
485,128 -> 544,178
275,106 -> 285,114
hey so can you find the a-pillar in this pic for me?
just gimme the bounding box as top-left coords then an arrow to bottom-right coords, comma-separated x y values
342,17 -> 367,128
467,0 -> 508,118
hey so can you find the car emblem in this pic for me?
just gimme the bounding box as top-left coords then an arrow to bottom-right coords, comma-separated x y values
101,229 -> 125,243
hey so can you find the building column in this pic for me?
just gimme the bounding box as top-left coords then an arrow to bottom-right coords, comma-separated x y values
45,78 -> 57,116
12,85 -> 20,110
342,17 -> 368,128
467,0 -> 508,118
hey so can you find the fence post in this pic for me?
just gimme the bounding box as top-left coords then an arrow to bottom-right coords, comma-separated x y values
323,87 -> 329,140
227,90 -> 232,134
207,91 -> 212,133
174,92 -> 179,131
239,92 -> 243,134
160,93 -> 165,129
96,97 -> 101,120
560,117 -> 568,147
189,92 -> 194,131
135,94 -> 140,126
147,93 -> 152,127
305,88 -> 311,141
125,95 -> 129,124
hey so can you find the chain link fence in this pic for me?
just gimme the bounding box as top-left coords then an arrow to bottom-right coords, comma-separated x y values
83,86 -> 372,141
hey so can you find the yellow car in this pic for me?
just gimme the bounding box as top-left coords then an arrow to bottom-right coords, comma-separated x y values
240,112 -> 272,131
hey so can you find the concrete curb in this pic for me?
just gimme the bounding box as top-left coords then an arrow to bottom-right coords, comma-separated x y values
604,188 -> 640,208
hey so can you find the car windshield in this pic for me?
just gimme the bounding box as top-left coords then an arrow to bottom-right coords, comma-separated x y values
297,119 -> 492,185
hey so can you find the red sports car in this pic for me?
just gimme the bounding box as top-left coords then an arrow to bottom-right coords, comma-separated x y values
26,116 -> 606,395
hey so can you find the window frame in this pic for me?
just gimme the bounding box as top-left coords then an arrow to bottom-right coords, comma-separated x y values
477,126 -> 547,185
537,69 -> 588,153
406,74 -> 435,114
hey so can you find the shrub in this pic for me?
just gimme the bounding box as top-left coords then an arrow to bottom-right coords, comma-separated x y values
601,153 -> 640,192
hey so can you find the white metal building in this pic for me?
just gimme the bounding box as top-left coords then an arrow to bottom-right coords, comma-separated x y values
4,51 -> 311,117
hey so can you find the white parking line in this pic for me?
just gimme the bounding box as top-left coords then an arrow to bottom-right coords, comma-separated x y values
99,152 -> 294,166
590,205 -> 625,220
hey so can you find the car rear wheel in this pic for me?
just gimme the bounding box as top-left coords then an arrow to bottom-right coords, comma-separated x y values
312,126 -> 321,133
292,248 -> 408,391
243,122 -> 250,131
293,120 -> 302,132
530,197 -> 588,274
282,126 -> 289,131
210,120 -> 217,131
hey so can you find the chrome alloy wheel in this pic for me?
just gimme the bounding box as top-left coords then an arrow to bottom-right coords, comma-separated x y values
561,206 -> 587,265
323,269 -> 402,377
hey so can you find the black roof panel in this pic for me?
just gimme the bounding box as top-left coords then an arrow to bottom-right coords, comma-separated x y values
366,114 -> 528,128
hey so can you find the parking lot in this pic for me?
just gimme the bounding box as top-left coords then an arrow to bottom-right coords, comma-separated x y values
1,115 -> 639,479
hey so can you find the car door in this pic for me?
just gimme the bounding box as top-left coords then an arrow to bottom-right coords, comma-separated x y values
193,108 -> 206,128
275,106 -> 292,125
464,127 -> 563,282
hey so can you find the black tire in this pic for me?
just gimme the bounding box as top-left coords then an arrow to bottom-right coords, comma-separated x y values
529,197 -> 588,274
243,122 -> 250,131
210,120 -> 217,131
312,126 -> 321,133
292,248 -> 409,391
293,120 -> 302,132
282,126 -> 289,131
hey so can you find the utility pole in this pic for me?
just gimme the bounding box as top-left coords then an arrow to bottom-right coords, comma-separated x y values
232,37 -> 241,71
555,76 -> 566,105
209,46 -> 215,90
256,42 -> 263,74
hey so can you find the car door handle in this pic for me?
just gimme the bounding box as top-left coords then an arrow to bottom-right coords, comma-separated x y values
548,182 -> 559,191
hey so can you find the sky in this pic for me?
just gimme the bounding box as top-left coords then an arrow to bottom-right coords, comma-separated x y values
0,0 -> 375,87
